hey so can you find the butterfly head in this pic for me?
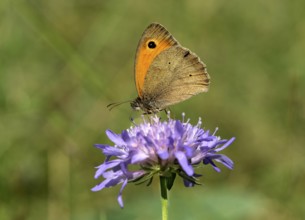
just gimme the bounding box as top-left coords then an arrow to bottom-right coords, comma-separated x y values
130,97 -> 161,114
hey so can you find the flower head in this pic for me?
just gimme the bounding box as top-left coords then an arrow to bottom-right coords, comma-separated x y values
92,113 -> 235,207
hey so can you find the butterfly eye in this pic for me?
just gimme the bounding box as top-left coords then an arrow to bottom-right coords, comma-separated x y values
148,41 -> 157,49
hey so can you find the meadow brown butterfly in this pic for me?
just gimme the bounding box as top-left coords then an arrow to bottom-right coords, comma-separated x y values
109,23 -> 210,114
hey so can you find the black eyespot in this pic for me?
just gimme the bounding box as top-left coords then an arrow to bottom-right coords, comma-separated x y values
168,62 -> 171,64
189,74 -> 192,77
148,41 -> 156,49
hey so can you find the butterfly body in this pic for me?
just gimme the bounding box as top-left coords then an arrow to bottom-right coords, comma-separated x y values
131,23 -> 210,114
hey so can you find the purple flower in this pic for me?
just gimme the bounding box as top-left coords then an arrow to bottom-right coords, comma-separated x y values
92,113 -> 235,208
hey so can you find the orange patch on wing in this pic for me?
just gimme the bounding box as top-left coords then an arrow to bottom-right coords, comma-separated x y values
135,38 -> 172,97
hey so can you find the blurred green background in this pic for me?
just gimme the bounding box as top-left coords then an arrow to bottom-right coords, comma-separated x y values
1,0 -> 305,219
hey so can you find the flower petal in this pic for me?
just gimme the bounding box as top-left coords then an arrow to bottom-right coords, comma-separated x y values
94,160 -> 121,179
175,151 -> 194,176
175,120 -> 184,136
106,129 -> 125,145
92,170 -> 125,191
121,130 -> 131,142
91,179 -> 110,191
203,157 -> 221,172
215,137 -> 235,152
95,144 -> 126,157
157,149 -> 169,160
117,179 -> 128,208
94,144 -> 109,149
131,152 -> 149,163
215,154 -> 234,169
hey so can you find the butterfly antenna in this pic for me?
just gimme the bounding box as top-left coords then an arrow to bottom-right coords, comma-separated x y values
107,100 -> 132,111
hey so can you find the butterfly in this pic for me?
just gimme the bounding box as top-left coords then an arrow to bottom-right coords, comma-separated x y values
109,23 -> 210,114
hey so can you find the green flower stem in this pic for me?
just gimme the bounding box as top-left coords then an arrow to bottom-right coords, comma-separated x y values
160,176 -> 168,220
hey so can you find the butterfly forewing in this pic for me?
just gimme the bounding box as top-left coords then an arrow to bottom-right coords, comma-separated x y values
134,23 -> 178,97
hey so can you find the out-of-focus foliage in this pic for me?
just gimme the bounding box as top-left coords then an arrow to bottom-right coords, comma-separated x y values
1,0 -> 304,219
